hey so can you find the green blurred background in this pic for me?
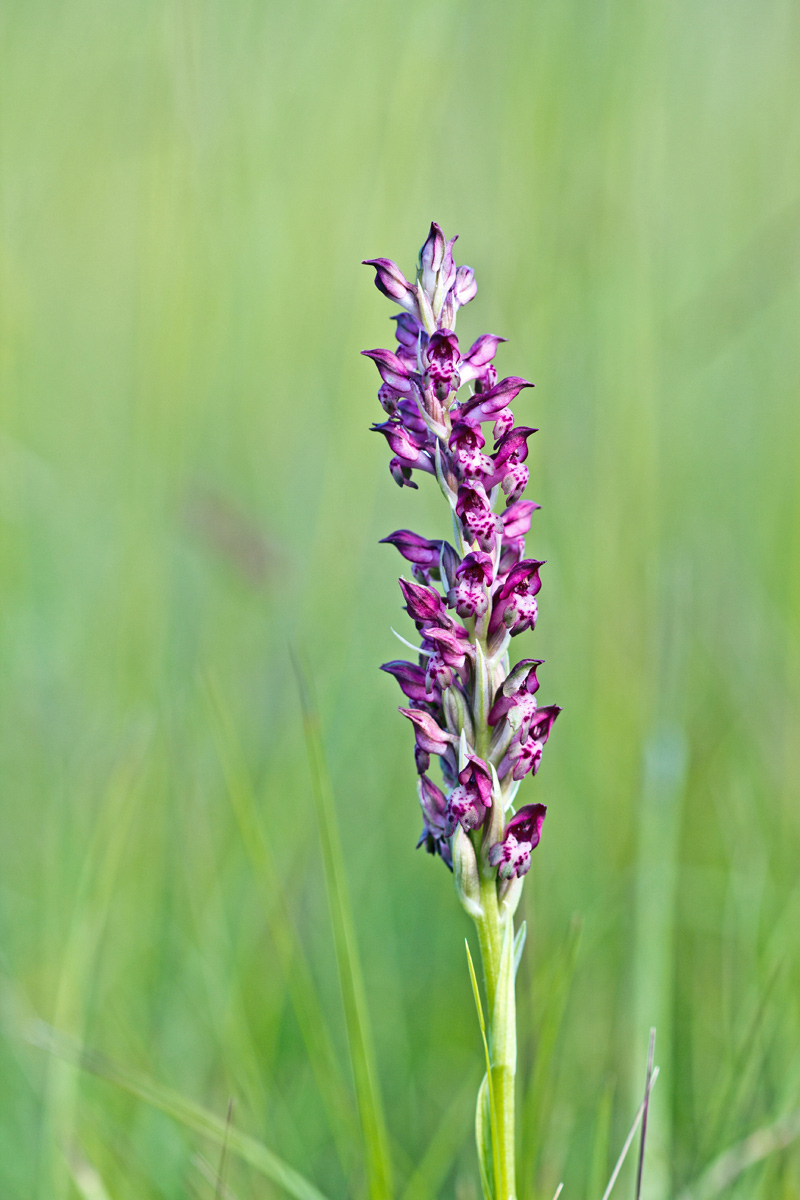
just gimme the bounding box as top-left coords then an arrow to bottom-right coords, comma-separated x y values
1,0 -> 799,1197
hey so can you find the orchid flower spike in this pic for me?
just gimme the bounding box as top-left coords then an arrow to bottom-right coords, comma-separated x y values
364,223 -> 560,881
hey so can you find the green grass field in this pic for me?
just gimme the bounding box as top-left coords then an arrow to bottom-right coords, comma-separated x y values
1,0 -> 800,1196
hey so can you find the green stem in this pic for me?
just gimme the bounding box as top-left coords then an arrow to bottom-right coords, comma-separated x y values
475,877 -> 517,1200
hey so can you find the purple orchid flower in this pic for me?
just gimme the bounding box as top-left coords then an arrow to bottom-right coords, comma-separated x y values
449,551 -> 494,619
445,754 -> 494,835
455,483 -> 502,550
425,330 -> 461,399
488,804 -> 547,879
489,559 -> 545,637
499,705 -> 561,781
417,775 -> 453,869
449,422 -> 494,480
488,659 -> 543,735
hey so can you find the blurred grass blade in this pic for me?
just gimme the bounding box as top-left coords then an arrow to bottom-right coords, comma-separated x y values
39,744 -> 149,1200
28,1022 -> 330,1200
293,656 -> 394,1200
600,1067 -> 659,1200
551,1185 -> 564,1200
676,1106 -> 800,1200
521,915 -> 583,1184
400,1077 -> 475,1200
215,1098 -> 235,1200
202,673 -> 358,1170
634,1029 -> 656,1200
194,1154 -> 239,1200
587,1077 -> 616,1200
700,962 -> 782,1163
68,1153 -> 114,1200
466,938 -> 499,1200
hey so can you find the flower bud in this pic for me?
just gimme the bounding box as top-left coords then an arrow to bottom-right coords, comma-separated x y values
452,825 -> 483,919
363,257 -> 420,317
443,685 -> 475,743
454,264 -> 478,307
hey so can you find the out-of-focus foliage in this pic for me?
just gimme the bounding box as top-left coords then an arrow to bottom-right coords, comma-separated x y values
1,0 -> 799,1197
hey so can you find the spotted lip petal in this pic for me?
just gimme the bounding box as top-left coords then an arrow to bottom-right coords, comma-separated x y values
488,804 -> 547,878
444,753 -> 494,836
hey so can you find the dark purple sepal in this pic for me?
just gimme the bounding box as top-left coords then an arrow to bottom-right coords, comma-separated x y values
380,529 -> 443,568
459,334 -> 506,384
380,660 -> 430,705
372,422 -> 434,473
500,559 -> 545,599
362,258 -> 419,316
399,707 -> 455,759
416,774 -> 453,870
493,425 -> 537,469
418,773 -> 448,828
399,577 -> 448,625
456,376 -> 533,425
501,498 -> 539,538
439,541 -> 461,593
392,311 -> 424,349
389,457 -> 418,488
396,397 -> 429,438
528,704 -> 561,744
362,347 -> 416,393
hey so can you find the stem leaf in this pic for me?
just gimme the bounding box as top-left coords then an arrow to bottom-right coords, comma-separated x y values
475,1074 -> 495,1200
465,939 -> 501,1200
513,921 -> 527,979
